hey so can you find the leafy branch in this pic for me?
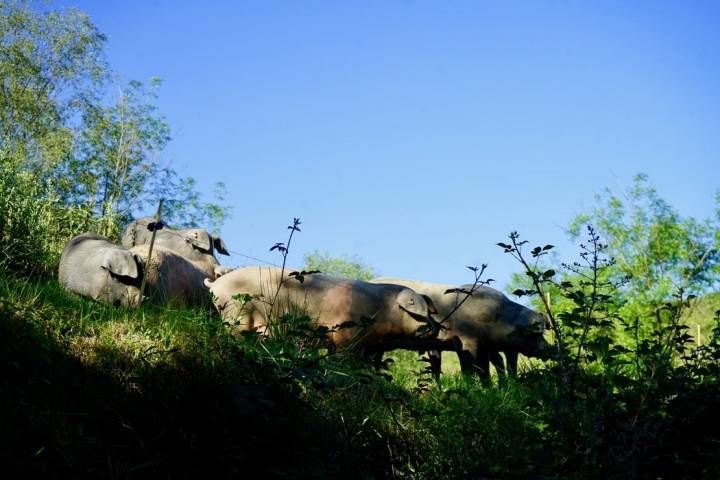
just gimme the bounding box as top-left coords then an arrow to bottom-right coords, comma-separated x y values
498,233 -> 561,349
440,264 -> 493,330
269,217 -> 302,313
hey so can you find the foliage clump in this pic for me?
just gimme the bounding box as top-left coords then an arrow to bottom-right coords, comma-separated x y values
303,249 -> 377,281
1,2 -> 230,275
496,225 -> 720,478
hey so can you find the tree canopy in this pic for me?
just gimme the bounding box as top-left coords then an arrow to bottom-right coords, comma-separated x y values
303,250 -> 376,281
0,1 -> 230,273
568,174 -> 720,316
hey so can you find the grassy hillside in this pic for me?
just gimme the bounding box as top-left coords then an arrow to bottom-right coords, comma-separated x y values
0,273 -> 542,478
3,271 -> 720,478
0,275 -> 342,477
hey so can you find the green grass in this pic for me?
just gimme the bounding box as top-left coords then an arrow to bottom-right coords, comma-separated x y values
0,272 -> 549,478
0,273 -> 347,477
3,270 -> 720,478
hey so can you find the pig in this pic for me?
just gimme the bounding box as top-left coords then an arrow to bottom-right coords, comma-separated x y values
371,277 -> 547,379
121,217 -> 230,276
128,244 -> 214,307
204,267 -> 453,356
59,233 -> 144,307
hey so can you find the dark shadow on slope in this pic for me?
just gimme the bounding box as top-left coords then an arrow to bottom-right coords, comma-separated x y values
0,303 -> 373,479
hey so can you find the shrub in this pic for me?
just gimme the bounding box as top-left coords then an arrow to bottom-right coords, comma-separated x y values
0,164 -> 103,276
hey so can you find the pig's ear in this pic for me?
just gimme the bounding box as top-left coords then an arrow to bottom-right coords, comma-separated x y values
133,254 -> 145,273
185,230 -> 212,251
421,294 -> 438,315
213,236 -> 229,255
102,250 -> 139,278
396,288 -> 429,318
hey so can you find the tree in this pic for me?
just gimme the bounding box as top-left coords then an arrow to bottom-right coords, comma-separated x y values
510,175 -> 720,344
161,176 -> 231,236
568,174 -> 720,317
1,1 -> 230,271
58,78 -> 231,237
303,250 -> 376,281
57,78 -> 169,236
0,1 -> 107,171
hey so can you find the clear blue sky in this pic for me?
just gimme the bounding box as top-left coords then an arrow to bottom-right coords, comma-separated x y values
57,0 -> 720,289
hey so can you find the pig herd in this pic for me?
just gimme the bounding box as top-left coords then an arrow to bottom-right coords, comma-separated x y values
59,219 -> 547,378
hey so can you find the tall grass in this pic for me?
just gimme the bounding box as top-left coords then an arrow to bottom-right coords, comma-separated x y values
0,164 -> 103,276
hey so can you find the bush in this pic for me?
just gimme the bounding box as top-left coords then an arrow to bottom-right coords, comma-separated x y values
0,164 -> 104,276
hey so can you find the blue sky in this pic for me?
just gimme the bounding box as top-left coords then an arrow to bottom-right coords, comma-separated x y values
57,0 -> 720,289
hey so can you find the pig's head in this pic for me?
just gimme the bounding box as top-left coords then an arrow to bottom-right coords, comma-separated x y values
183,228 -> 213,253
511,308 -> 548,357
393,287 -> 439,336
97,249 -> 144,307
495,303 -> 548,357
183,229 -> 229,257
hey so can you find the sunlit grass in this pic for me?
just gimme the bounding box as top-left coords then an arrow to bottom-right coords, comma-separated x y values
0,271 -> 238,382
